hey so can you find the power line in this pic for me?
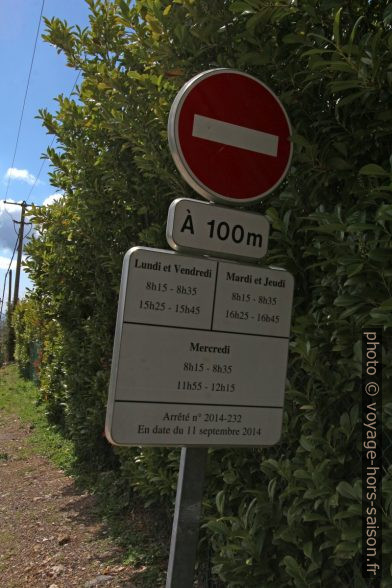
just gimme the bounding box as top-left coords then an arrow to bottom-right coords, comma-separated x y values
25,144 -> 54,203
4,0 -> 46,201
0,200 -> 42,317
69,70 -> 82,96
26,69 -> 82,203
24,224 -> 34,240
1,202 -> 16,224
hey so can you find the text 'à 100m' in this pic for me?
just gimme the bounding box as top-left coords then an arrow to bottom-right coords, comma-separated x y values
177,381 -> 235,392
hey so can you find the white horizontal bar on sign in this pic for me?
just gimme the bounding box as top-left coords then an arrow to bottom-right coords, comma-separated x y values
192,114 -> 279,157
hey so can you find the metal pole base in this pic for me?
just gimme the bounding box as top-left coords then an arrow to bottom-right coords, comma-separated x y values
166,447 -> 208,588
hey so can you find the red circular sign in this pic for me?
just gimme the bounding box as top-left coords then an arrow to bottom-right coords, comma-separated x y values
168,69 -> 292,205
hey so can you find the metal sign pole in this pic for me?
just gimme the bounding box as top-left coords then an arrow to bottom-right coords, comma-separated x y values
166,447 -> 208,588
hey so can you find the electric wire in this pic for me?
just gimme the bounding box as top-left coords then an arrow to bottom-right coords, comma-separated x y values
4,0 -> 46,201
24,225 -> 33,240
1,204 -> 15,224
12,220 -> 32,238
1,4 -> 81,319
13,220 -> 20,237
26,70 -> 82,203
0,68 -> 81,315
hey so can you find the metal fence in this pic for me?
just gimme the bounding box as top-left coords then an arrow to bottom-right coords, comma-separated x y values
21,340 -> 41,384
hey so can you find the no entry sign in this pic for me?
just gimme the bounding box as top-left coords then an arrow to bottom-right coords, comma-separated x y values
168,68 -> 292,206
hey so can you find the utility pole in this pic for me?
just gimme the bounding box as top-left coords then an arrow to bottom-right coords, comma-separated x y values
12,200 -> 27,307
8,270 -> 12,311
7,270 -> 13,362
2,200 -> 34,306
2,199 -> 37,361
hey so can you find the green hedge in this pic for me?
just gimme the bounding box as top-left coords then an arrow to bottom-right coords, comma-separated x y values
16,1 -> 392,585
12,299 -> 42,381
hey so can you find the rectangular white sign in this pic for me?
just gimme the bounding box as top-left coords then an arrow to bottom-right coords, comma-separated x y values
116,325 -> 288,407
166,198 -> 269,261
192,115 -> 279,156
105,247 -> 294,447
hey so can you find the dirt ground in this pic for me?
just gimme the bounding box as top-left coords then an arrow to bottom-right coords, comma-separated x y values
0,410 -> 163,588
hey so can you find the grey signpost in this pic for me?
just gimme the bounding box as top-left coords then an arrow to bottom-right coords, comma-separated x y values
105,68 -> 293,587
165,447 -> 208,587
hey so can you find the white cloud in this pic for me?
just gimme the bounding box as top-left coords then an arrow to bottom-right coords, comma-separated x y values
0,200 -> 33,251
4,167 -> 40,185
43,192 -> 63,206
0,256 -> 17,270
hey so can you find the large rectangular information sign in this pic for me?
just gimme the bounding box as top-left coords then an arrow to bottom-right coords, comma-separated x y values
105,247 -> 294,447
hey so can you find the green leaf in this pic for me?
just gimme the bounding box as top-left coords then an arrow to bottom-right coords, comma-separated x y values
384,4 -> 392,24
346,224 -> 376,232
368,248 -> 392,262
334,295 -> 362,307
348,16 -> 365,55
329,80 -> 363,92
302,48 -> 334,56
282,33 -> 304,44
378,298 -> 392,310
319,540 -> 336,551
223,470 -> 237,484
299,436 -> 314,451
268,478 -> 277,500
328,157 -> 351,170
336,481 -> 360,501
216,490 -> 225,515
339,302 -> 365,319
204,519 -> 229,535
341,526 -> 361,541
359,164 -> 389,176
303,541 -> 313,560
306,223 -> 345,233
334,541 -> 358,558
303,512 -> 327,522
336,90 -> 367,108
333,7 -> 343,47
328,62 -> 355,73
293,469 -> 311,480
283,555 -> 307,584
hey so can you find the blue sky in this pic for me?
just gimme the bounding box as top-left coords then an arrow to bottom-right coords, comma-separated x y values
0,0 -> 90,312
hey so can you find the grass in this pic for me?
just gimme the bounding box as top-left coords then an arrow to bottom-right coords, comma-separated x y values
0,364 -> 74,471
0,363 -> 167,587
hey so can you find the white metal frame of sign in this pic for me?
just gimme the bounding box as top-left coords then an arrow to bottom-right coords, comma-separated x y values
105,246 -> 294,448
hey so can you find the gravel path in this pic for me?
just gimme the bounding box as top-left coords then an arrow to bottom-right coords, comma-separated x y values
0,410 -> 157,588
